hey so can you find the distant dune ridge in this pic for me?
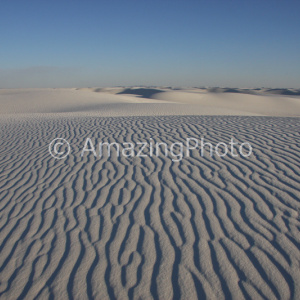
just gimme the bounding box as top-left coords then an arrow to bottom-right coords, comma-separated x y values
1,87 -> 300,116
0,88 -> 300,299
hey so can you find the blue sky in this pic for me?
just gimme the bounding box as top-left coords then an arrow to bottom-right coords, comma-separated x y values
0,0 -> 299,88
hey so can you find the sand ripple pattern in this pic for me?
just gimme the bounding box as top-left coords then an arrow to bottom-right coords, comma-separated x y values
0,116 -> 299,299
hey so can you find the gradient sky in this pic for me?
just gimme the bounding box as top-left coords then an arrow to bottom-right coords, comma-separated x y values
1,0 -> 299,88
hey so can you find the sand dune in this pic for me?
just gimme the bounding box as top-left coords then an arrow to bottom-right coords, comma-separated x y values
1,87 -> 300,116
0,88 -> 300,299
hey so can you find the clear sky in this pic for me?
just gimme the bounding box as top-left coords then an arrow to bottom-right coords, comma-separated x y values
0,0 -> 299,88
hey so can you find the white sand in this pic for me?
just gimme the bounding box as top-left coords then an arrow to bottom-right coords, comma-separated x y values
1,87 -> 300,116
0,88 -> 300,299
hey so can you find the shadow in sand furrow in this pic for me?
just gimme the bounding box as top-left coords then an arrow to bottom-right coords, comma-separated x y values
0,240 -> 19,274
86,248 -> 99,300
219,239 -> 269,300
40,233 -> 57,275
150,231 -> 163,300
0,217 -> 29,254
16,252 -> 42,300
158,186 -> 181,299
67,232 -> 86,299
104,221 -> 122,298
231,184 -> 280,232
83,209 -> 94,243
285,234 -> 300,255
223,185 -> 276,243
214,191 -> 255,248
190,272 -> 207,300
33,208 -> 58,244
0,240 -> 37,297
252,153 -> 300,189
262,248 -> 295,299
176,185 -> 202,273
128,226 -> 146,298
180,178 -> 216,241
129,162 -> 163,298
208,241 -> 232,298
35,231 -> 71,298
170,212 -> 187,245
117,188 -> 143,264
245,249 -> 281,299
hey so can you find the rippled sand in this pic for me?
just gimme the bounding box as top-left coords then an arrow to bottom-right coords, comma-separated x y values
0,88 -> 300,299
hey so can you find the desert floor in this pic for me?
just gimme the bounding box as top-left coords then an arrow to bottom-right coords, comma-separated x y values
0,87 -> 299,299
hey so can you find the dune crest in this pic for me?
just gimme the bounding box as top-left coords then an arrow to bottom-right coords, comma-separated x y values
1,88 -> 300,116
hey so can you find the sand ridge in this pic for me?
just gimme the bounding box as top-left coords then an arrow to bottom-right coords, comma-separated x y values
1,87 -> 300,116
